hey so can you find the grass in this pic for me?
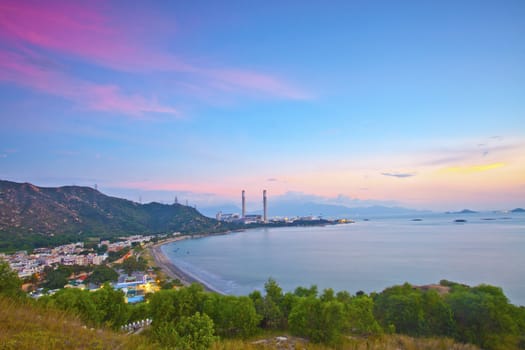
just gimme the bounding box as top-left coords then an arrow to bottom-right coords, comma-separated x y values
0,296 -> 480,350
210,333 -> 480,350
0,296 -> 153,350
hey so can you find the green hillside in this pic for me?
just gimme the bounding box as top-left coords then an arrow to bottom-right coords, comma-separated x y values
0,295 -> 483,350
0,180 -> 225,251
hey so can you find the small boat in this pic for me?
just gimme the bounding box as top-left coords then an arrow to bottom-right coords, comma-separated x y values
454,219 -> 467,223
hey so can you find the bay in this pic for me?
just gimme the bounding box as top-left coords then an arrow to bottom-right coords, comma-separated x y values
161,213 -> 525,305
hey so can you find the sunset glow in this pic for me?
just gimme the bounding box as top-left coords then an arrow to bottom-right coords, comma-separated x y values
1,0 -> 524,211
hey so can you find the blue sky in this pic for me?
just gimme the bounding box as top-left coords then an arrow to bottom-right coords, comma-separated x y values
1,0 -> 524,211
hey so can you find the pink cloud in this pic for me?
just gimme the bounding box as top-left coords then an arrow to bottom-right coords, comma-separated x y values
0,1 -> 186,72
206,69 -> 310,100
85,85 -> 178,116
0,0 -> 309,100
0,50 -> 178,117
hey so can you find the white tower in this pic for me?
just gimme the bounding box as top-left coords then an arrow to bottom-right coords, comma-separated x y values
263,189 -> 267,223
242,190 -> 246,218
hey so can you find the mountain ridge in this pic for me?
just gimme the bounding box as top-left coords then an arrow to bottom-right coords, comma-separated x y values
0,180 -> 223,250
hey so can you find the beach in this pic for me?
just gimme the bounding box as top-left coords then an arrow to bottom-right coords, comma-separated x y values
148,235 -> 225,294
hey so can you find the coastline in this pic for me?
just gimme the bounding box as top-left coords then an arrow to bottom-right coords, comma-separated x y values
148,234 -> 228,294
146,224 -> 342,296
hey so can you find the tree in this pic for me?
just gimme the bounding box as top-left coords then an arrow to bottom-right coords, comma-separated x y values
281,292 -> 298,326
320,288 -> 335,302
346,295 -> 382,335
294,285 -> 318,298
265,278 -> 283,304
149,289 -> 177,324
121,256 -> 147,275
0,262 -> 23,298
149,283 -> 206,326
446,284 -> 521,349
255,278 -> 285,329
289,296 -> 346,345
336,290 -> 352,304
86,265 -> 118,285
261,297 -> 283,329
175,312 -> 216,350
421,289 -> 454,336
173,283 -> 206,320
42,265 -> 71,290
91,283 -> 129,329
320,300 -> 346,345
289,296 -> 319,339
203,294 -> 260,338
46,288 -> 101,325
373,284 -> 425,336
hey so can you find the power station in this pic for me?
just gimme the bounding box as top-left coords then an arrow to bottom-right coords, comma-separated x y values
216,189 -> 268,224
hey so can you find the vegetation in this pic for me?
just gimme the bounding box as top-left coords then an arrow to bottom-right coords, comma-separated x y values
39,264 -> 93,289
42,265 -> 73,290
1,261 -> 524,349
0,293 -> 481,350
0,261 -> 24,298
0,180 -> 229,252
147,308 -> 216,349
85,265 -> 119,285
144,278 -> 524,349
37,284 -> 128,330
0,295 -> 154,350
119,256 -> 148,275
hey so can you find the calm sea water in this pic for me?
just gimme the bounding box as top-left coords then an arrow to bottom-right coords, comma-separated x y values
161,213 -> 525,305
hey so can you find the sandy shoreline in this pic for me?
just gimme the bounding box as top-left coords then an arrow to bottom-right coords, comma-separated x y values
149,235 -> 227,294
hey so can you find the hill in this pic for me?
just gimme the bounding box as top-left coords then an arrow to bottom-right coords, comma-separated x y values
0,180 -> 224,251
0,296 -> 153,350
0,295 -> 481,350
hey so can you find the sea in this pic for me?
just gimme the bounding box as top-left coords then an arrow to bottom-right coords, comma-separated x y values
161,212 -> 525,306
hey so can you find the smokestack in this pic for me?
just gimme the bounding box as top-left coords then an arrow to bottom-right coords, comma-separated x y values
242,190 -> 246,218
263,189 -> 267,223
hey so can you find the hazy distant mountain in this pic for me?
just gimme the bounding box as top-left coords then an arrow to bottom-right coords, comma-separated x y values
263,201 -> 429,218
201,200 -> 429,219
511,208 -> 525,213
445,209 -> 478,214
0,180 -> 222,250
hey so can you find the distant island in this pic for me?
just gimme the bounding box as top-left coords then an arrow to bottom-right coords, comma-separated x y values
444,208 -> 524,214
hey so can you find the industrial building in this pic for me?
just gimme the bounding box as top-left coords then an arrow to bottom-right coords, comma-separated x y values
216,189 -> 268,224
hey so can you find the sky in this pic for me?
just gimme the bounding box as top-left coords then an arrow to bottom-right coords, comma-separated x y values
0,0 -> 524,212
